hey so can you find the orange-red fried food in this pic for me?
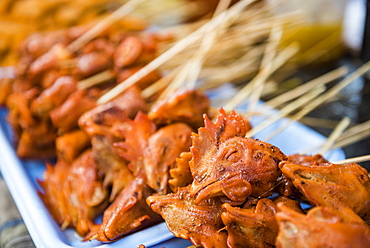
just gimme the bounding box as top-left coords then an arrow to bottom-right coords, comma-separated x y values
116,66 -> 161,90
39,150 -> 108,237
30,76 -> 77,118
189,109 -> 285,205
28,44 -> 71,77
0,78 -> 13,106
38,160 -> 72,227
147,186 -> 228,248
86,177 -> 162,242
55,129 -> 91,163
169,151 -> 194,192
148,89 -> 210,129
276,154 -> 329,197
50,89 -> 99,133
142,123 -> 192,194
221,198 -> 278,248
7,88 -> 58,159
280,161 -> 370,221
114,112 -> 193,194
114,112 -> 156,175
74,52 -> 112,78
79,86 -> 147,137
276,203 -> 370,248
78,86 -> 147,201
287,153 -> 329,166
114,36 -> 143,68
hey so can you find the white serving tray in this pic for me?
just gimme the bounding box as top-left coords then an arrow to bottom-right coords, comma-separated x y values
0,95 -> 345,248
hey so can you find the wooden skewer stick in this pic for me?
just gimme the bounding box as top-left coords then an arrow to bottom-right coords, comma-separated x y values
98,0 -> 258,104
224,42 -> 299,111
182,0 -> 233,91
141,67 -> 181,99
264,60 -> 370,141
265,66 -> 349,108
77,70 -> 115,89
332,125 -> 370,149
245,85 -> 325,138
300,120 -> 370,154
319,117 -> 351,155
67,0 -> 147,53
336,119 -> 370,142
334,154 -> 370,164
248,24 -> 283,114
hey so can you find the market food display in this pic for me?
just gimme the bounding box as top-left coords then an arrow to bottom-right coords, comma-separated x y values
0,0 -> 370,248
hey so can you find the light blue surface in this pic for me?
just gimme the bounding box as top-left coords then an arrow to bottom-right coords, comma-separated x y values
0,104 -> 345,248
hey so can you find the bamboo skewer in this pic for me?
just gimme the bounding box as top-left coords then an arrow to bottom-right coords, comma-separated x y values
336,119 -> 370,142
248,24 -> 283,114
77,70 -> 115,89
265,66 -> 349,108
67,0 -> 147,53
319,117 -> 351,155
300,119 -> 370,154
263,60 -> 370,141
98,0 -> 258,104
332,124 -> 370,150
181,0 -> 233,91
141,67 -> 181,99
245,85 -> 325,138
224,42 -> 299,111
334,155 -> 370,164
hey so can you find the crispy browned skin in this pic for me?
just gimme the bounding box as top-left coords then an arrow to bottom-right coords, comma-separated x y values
169,151 -> 194,192
190,109 -> 286,205
0,78 -> 13,106
74,52 -> 112,78
38,160 -> 72,226
78,86 -> 147,136
280,161 -> 370,221
147,186 -> 228,248
39,150 -> 108,236
30,76 -> 77,118
221,198 -> 278,248
113,112 -> 156,175
55,129 -> 91,163
148,89 -> 210,129
91,133 -> 134,203
142,123 -> 192,193
276,203 -> 370,248
6,88 -> 58,158
28,44 -> 71,77
6,24 -> 165,161
114,112 -> 192,194
86,177 -> 162,242
116,66 -> 161,90
276,154 -> 329,197
287,153 -> 329,166
272,196 -> 303,214
114,36 -> 143,68
78,86 -> 147,201
66,150 -> 108,236
50,89 -> 99,133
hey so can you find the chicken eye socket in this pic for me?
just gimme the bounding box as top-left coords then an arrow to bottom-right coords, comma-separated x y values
225,149 -> 240,162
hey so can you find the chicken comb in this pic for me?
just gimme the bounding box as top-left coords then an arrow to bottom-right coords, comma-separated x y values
113,111 -> 156,172
169,151 -> 193,192
191,108 -> 248,165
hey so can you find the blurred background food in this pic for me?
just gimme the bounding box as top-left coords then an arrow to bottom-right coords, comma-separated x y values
0,0 -> 217,66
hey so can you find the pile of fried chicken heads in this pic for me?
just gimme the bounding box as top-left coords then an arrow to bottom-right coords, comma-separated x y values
1,22 -> 370,248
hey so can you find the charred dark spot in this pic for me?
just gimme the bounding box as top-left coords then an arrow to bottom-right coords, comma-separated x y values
253,152 -> 263,161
